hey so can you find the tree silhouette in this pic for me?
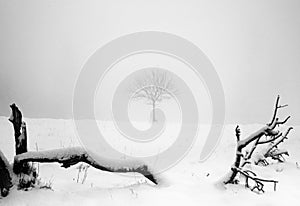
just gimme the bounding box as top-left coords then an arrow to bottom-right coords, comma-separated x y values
130,69 -> 177,122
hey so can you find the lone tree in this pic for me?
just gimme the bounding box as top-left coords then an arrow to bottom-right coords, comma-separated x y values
223,95 -> 293,193
130,69 -> 178,122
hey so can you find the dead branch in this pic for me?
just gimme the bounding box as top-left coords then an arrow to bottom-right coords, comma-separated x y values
224,96 -> 292,192
14,147 -> 158,185
257,133 -> 282,145
259,127 -> 293,164
233,167 -> 278,193
1,104 -> 159,197
269,127 -> 293,151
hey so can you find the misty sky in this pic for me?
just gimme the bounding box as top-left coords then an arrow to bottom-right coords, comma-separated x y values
0,0 -> 299,124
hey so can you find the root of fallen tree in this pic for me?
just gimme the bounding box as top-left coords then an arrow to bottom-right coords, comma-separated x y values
223,95 -> 293,193
0,104 -> 158,197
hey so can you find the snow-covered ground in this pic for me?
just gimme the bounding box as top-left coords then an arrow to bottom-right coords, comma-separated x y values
0,116 -> 299,206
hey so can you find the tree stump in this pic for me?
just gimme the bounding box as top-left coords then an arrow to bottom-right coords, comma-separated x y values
9,104 -> 30,174
9,103 -> 27,155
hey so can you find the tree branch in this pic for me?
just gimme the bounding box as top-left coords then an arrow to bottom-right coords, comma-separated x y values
233,167 -> 278,193
14,147 -> 158,185
224,95 -> 292,192
257,133 -> 282,145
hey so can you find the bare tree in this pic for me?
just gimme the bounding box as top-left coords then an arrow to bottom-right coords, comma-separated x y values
223,95 -> 293,193
130,69 -> 178,122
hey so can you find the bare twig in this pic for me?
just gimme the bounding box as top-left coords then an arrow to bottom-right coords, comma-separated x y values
233,167 -> 278,193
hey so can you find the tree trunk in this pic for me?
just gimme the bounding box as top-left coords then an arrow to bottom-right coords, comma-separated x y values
152,101 -> 156,122
225,147 -> 242,184
14,147 -> 158,185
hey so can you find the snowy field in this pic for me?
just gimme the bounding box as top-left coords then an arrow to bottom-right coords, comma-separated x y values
0,116 -> 299,206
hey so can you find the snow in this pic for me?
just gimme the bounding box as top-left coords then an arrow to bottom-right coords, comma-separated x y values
0,117 -> 299,205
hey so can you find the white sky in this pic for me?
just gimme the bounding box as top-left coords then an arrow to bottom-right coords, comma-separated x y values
0,0 -> 299,124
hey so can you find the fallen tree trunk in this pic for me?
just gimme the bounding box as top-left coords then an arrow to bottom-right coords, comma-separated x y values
14,147 -> 158,184
1,103 -> 159,197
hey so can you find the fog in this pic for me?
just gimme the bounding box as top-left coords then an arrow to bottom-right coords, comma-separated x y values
0,0 -> 299,124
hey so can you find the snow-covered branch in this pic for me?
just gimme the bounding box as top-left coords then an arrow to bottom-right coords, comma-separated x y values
14,147 -> 158,185
224,96 -> 293,192
1,104 -> 160,198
